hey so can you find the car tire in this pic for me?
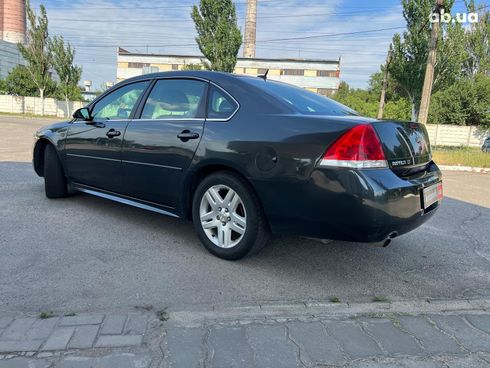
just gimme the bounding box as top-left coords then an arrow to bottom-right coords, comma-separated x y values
192,171 -> 270,260
44,144 -> 68,199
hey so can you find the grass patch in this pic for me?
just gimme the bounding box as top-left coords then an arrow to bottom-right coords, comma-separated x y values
362,312 -> 387,319
372,296 -> 391,303
39,311 -> 55,319
329,297 -> 341,303
432,146 -> 490,168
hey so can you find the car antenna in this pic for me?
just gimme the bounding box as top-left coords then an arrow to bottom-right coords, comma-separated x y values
258,69 -> 269,80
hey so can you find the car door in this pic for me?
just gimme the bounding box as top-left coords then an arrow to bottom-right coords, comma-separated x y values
121,78 -> 208,209
64,81 -> 150,193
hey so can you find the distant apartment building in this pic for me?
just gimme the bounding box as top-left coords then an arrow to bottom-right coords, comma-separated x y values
0,0 -> 26,78
117,48 -> 341,96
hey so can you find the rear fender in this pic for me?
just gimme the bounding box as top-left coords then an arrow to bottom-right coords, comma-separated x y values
181,158 -> 259,220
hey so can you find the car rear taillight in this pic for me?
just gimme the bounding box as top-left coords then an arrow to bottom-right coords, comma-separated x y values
320,124 -> 388,169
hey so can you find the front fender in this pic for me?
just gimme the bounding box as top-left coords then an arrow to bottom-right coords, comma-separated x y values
33,122 -> 70,177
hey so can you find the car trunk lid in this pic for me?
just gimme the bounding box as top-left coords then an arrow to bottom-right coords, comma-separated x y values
372,121 -> 432,173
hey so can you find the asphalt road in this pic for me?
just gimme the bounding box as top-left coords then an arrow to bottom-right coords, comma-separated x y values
0,116 -> 489,314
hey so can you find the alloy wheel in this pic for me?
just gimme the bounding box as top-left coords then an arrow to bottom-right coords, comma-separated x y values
199,185 -> 247,248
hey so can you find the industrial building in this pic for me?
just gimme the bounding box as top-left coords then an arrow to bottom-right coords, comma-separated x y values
117,0 -> 341,96
0,0 -> 25,78
116,49 -> 341,96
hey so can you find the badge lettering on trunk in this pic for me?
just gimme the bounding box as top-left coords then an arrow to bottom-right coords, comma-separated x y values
391,159 -> 409,166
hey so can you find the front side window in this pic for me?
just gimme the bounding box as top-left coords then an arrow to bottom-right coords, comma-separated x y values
141,79 -> 206,119
91,81 -> 149,120
207,85 -> 238,120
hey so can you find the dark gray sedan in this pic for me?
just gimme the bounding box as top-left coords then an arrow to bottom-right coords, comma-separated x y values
33,71 -> 442,259
483,137 -> 490,152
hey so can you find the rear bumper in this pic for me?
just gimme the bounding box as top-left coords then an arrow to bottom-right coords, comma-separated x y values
253,162 -> 442,243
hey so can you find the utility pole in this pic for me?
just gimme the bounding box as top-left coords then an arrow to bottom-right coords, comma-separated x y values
418,0 -> 443,124
377,44 -> 392,120
243,0 -> 257,58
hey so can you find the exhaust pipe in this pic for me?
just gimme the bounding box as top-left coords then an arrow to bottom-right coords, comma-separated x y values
369,238 -> 391,248
369,232 -> 398,248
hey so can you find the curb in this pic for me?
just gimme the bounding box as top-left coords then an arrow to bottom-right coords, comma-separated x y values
167,298 -> 490,327
440,165 -> 489,173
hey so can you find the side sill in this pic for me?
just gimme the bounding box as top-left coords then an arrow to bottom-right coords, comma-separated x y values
72,184 -> 179,218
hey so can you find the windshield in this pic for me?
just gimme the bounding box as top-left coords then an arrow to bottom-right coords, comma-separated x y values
244,78 -> 358,116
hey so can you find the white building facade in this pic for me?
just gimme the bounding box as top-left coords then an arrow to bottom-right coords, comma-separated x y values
117,49 -> 341,96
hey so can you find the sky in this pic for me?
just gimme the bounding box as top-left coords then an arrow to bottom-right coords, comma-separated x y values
31,0 -> 470,90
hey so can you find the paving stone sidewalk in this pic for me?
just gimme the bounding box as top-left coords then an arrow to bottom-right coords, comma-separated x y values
1,300 -> 490,367
0,311 -> 160,367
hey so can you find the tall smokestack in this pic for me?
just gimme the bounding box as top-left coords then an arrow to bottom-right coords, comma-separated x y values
0,0 -> 26,44
243,0 -> 257,58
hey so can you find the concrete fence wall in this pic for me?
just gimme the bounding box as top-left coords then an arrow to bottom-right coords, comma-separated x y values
426,124 -> 488,147
0,94 -> 84,118
0,94 -> 488,147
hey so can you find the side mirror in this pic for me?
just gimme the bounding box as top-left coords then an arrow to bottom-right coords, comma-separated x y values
73,107 -> 92,121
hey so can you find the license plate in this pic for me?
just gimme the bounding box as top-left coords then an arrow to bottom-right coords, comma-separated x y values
422,182 -> 443,209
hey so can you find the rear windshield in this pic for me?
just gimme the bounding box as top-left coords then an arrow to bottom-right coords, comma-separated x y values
244,78 -> 358,116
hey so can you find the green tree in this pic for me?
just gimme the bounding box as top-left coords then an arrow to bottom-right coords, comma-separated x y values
17,0 -> 52,115
5,65 -> 39,96
0,79 -> 7,94
388,0 -> 467,121
335,88 -> 378,117
368,69 -> 405,101
463,1 -> 490,75
429,74 -> 490,127
191,0 -> 242,72
5,65 -> 56,97
50,35 -> 82,117
334,81 -> 350,100
384,98 -> 412,121
368,71 -> 386,95
182,63 -> 204,70
334,79 -> 412,121
333,81 -> 378,117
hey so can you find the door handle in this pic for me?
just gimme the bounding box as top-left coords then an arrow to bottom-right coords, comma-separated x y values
177,130 -> 200,141
106,129 -> 121,138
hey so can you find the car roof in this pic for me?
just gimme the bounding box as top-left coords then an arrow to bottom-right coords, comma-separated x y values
119,70 -> 243,85
93,71 -> 288,114
110,71 -> 357,118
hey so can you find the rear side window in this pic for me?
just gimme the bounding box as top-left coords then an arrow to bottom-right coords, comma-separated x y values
141,79 -> 206,119
207,85 -> 238,120
244,78 -> 358,116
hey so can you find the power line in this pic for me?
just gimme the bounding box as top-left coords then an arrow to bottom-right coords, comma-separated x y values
46,6 -> 407,23
48,9 -> 403,23
258,45 -> 386,55
41,0 -> 285,10
54,23 -> 404,48
71,43 -> 197,48
42,1 -> 391,11
259,26 -> 405,43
